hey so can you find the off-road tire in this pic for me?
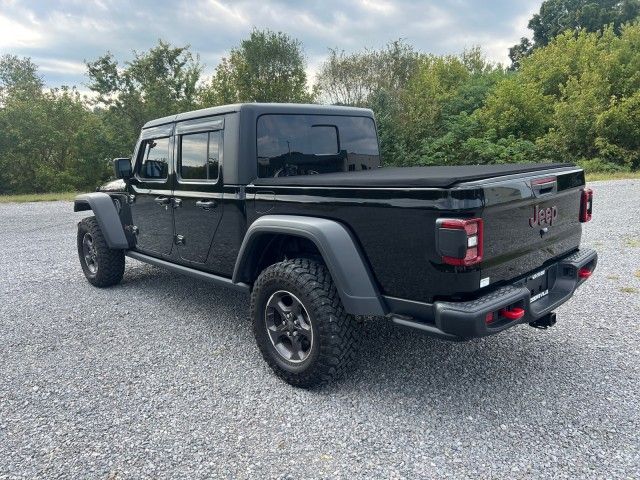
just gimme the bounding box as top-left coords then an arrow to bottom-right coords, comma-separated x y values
251,258 -> 360,388
77,216 -> 125,287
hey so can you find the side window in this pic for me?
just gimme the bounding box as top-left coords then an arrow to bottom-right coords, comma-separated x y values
257,114 -> 380,178
180,132 -> 208,180
139,137 -> 170,180
179,131 -> 221,182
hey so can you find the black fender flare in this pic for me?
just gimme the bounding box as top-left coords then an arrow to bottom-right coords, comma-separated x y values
233,215 -> 386,316
74,192 -> 129,250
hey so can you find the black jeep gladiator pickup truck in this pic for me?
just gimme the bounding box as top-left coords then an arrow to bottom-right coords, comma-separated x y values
74,103 -> 597,387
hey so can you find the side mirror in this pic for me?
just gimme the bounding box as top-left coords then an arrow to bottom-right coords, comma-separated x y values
113,158 -> 132,179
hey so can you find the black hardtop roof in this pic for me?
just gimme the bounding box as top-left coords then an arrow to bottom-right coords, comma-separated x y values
142,103 -> 374,129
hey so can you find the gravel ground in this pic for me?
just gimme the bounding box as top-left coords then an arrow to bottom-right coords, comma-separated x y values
1,179 -> 639,479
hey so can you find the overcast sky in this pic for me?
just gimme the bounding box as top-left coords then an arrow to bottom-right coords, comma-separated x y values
1,0 -> 540,91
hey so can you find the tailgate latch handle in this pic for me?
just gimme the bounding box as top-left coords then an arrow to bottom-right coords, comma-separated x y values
531,177 -> 557,196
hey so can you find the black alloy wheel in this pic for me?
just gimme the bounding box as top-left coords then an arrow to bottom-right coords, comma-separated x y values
264,290 -> 314,363
81,232 -> 99,274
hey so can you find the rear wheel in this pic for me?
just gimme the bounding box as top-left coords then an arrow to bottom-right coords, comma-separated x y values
77,216 -> 125,287
251,258 -> 360,388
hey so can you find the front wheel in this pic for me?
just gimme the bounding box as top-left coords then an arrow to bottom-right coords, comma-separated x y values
251,258 -> 360,388
77,216 -> 125,287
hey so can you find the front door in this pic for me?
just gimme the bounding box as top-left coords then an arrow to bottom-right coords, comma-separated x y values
172,120 -> 224,265
129,125 -> 175,257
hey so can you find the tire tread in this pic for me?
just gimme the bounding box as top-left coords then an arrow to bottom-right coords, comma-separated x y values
77,216 -> 125,288
250,258 -> 360,388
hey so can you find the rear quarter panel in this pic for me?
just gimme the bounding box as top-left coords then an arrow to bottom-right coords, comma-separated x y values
245,185 -> 483,303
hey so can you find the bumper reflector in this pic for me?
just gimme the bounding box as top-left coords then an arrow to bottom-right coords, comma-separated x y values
500,307 -> 525,320
578,267 -> 592,279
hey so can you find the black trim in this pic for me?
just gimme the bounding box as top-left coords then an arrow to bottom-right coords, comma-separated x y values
74,193 -> 129,250
233,215 -> 386,316
126,251 -> 249,292
252,163 -> 575,188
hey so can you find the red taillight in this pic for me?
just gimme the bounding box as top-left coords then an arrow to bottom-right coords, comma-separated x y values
439,218 -> 483,266
580,188 -> 593,222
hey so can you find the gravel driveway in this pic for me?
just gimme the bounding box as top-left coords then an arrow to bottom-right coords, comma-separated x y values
1,180 -> 639,479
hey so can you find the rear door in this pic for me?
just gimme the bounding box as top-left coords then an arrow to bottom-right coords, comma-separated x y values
172,117 -> 224,265
129,124 -> 175,257
479,168 -> 586,286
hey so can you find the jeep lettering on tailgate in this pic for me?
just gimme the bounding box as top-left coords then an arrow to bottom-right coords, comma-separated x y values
529,204 -> 558,227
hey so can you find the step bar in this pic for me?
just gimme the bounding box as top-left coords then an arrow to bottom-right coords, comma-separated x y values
126,251 -> 250,293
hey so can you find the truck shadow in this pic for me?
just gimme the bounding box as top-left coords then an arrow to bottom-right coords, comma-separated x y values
124,263 -> 586,413
345,316 -> 587,415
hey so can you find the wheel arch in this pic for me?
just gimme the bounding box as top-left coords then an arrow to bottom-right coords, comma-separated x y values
74,192 -> 129,250
233,215 -> 387,316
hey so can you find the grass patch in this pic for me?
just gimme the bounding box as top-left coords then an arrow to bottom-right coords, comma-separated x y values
606,274 -> 620,280
586,171 -> 640,182
0,192 -> 78,203
635,270 -> 640,279
625,237 -> 640,248
620,287 -> 638,294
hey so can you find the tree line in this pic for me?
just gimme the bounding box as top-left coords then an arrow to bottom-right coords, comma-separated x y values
0,0 -> 639,194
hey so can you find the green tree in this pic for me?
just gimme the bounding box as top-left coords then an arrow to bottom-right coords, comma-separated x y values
509,0 -> 640,68
0,55 -> 113,194
475,77 -> 552,140
200,29 -> 313,105
0,86 -> 111,194
595,90 -> 640,169
315,40 -> 420,106
0,55 -> 43,104
394,49 -> 507,165
87,40 -> 202,152
508,38 -> 533,70
476,22 -> 640,171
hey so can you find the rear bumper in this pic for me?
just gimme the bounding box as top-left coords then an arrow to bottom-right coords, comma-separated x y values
390,248 -> 597,340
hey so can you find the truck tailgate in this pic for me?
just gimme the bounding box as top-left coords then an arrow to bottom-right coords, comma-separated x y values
478,168 -> 586,287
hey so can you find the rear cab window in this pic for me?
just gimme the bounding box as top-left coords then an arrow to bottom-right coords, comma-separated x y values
257,114 -> 380,178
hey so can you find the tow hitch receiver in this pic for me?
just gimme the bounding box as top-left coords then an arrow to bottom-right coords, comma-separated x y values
529,312 -> 557,329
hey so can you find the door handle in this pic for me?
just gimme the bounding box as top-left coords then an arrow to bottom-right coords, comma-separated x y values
154,196 -> 170,205
195,200 -> 217,210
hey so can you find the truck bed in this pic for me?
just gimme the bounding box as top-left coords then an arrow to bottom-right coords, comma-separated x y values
252,163 -> 575,188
